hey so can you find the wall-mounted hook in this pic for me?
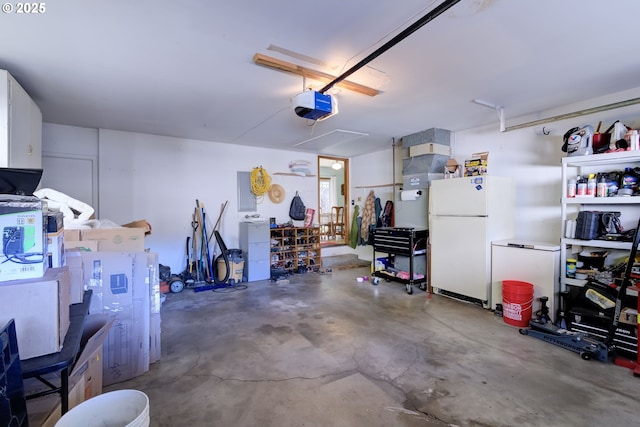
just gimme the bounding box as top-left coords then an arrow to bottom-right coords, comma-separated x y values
542,126 -> 550,135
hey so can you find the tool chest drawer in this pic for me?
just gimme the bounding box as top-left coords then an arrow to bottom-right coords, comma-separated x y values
372,228 -> 427,257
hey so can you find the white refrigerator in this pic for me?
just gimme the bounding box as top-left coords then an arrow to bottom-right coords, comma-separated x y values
429,176 -> 515,306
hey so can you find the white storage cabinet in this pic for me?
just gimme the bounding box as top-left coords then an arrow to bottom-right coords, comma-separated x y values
0,69 -> 42,168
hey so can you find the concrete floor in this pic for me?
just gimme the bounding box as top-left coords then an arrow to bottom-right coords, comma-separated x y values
107,267 -> 640,427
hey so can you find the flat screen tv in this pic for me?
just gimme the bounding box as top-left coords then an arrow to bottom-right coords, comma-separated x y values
0,168 -> 43,195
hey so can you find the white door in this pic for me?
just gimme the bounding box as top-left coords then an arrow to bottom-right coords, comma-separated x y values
430,215 -> 489,302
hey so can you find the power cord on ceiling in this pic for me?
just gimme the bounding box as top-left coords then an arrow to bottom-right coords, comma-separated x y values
335,0 -> 441,76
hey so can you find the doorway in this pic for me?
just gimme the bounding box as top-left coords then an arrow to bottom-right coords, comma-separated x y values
318,156 -> 349,247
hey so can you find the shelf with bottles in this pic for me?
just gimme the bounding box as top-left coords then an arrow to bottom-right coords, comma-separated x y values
562,151 -> 640,201
560,151 -> 640,291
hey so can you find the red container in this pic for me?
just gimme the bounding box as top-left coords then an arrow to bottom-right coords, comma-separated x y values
502,280 -> 534,327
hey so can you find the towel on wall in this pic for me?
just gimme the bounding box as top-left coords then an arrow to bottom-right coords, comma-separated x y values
349,204 -> 360,249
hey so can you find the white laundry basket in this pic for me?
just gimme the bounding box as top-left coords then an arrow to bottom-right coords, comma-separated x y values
55,389 -> 149,427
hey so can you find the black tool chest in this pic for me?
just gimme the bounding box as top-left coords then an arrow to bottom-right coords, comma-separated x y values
372,227 -> 428,294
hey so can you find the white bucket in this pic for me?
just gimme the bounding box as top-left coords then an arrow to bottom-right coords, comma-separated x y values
55,389 -> 150,427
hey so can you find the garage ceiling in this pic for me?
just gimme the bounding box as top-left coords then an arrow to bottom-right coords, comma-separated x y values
2,0 -> 639,157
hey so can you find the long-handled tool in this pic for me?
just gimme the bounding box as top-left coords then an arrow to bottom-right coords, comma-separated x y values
199,200 -> 213,280
605,217 -> 640,354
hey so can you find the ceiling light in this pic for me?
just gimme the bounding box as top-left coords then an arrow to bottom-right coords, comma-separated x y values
332,161 -> 342,170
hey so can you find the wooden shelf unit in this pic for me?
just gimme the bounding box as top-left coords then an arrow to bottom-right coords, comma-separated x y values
270,226 -> 321,273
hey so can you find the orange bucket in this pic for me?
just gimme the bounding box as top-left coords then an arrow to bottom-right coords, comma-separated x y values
502,280 -> 534,327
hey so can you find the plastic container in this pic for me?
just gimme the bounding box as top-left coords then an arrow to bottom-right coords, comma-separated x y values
567,178 -> 576,198
502,280 -> 534,327
630,130 -> 639,150
55,390 -> 150,427
596,175 -> 607,197
576,176 -> 587,196
587,174 -> 596,197
620,167 -> 638,195
566,258 -> 577,278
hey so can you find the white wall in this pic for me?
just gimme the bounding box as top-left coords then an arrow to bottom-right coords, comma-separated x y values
42,86 -> 640,272
454,87 -> 640,244
341,87 -> 640,262
330,146 -> 396,261
41,123 -> 99,210
43,127 -> 317,274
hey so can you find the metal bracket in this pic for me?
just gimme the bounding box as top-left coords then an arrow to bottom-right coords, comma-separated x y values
473,99 -> 505,132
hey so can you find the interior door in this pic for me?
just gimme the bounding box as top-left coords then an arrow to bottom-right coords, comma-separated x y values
318,156 -> 348,246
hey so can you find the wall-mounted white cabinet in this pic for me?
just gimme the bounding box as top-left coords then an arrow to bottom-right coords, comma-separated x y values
0,69 -> 42,168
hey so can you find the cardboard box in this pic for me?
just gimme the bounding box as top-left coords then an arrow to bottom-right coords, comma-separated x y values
64,229 -> 80,242
464,151 -> 489,176
409,142 -> 451,157
147,253 -> 161,365
65,250 -> 86,304
80,227 -> 145,252
0,267 -> 71,359
26,319 -> 113,427
619,307 -> 638,326
81,251 -> 150,385
445,159 -> 461,179
122,219 -> 152,236
65,240 -> 99,252
0,195 -> 48,281
47,229 -> 65,268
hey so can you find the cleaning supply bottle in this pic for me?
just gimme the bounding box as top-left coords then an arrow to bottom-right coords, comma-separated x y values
587,174 -> 597,197
567,178 -> 576,198
620,167 -> 638,196
596,174 -> 607,197
630,130 -> 639,150
576,175 -> 587,196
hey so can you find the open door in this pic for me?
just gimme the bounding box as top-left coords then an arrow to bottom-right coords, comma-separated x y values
318,156 -> 349,247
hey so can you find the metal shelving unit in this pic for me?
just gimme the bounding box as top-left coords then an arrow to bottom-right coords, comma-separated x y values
560,151 -> 640,290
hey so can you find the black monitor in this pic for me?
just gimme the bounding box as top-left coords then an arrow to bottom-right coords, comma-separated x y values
0,168 -> 43,195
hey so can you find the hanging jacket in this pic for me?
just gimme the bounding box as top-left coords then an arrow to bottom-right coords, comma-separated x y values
360,190 -> 376,243
349,204 -> 360,249
374,197 -> 382,227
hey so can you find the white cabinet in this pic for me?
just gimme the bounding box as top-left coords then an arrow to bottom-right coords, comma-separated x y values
0,70 -> 42,168
560,151 -> 640,290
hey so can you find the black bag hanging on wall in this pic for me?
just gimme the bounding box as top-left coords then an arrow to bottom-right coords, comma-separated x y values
289,191 -> 306,220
